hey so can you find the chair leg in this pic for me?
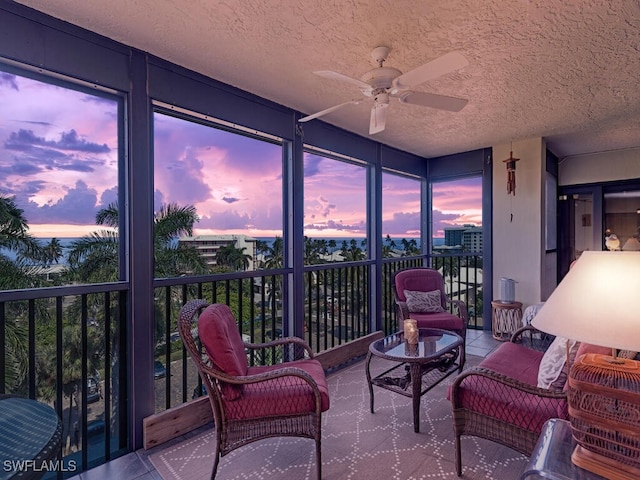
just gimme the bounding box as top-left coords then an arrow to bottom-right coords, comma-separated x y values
211,435 -> 221,479
210,454 -> 220,480
455,433 -> 462,476
315,436 -> 322,479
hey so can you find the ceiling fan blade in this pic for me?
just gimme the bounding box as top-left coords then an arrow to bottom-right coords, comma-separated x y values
313,70 -> 371,90
298,100 -> 361,123
397,91 -> 468,112
393,51 -> 468,90
369,103 -> 388,135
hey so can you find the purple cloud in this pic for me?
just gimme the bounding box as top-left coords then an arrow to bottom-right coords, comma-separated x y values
303,154 -> 323,177
382,211 -> 421,236
0,73 -> 18,90
18,180 -> 99,224
5,129 -> 110,153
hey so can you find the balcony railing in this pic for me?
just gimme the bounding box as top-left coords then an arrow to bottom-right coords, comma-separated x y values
0,251 -> 482,476
0,283 -> 129,474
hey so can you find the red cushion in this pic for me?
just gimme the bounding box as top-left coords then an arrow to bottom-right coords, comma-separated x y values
198,304 -> 248,400
223,359 -> 330,420
449,342 -> 568,433
454,377 -> 568,433
478,342 -> 543,385
575,342 -> 611,359
408,311 -> 464,331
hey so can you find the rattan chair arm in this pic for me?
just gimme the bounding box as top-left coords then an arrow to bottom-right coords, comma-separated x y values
395,300 -> 410,321
510,324 -> 542,340
445,298 -> 468,321
450,366 -> 567,409
198,362 -> 323,409
391,284 -> 410,321
510,325 -> 555,351
244,336 -> 315,358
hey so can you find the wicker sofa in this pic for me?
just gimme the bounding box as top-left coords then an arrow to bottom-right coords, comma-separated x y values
448,326 -> 568,476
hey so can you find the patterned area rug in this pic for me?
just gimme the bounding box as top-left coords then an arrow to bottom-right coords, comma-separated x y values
148,355 -> 528,479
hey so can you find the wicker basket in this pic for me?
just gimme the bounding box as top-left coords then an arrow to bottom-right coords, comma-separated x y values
568,353 -> 640,477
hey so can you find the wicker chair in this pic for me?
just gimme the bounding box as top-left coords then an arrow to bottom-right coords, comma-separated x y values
178,300 -> 330,479
449,326 -> 563,476
392,267 -> 467,368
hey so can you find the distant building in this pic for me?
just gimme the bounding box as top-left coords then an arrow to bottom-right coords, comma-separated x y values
178,235 -> 257,270
444,226 -> 467,247
29,264 -> 67,281
442,224 -> 483,253
462,226 -> 483,253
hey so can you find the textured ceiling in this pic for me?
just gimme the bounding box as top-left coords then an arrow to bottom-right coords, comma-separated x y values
14,0 -> 640,159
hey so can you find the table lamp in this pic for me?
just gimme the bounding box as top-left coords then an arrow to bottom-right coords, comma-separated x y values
532,251 -> 640,480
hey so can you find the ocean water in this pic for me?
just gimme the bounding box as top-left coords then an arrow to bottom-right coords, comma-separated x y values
1,236 -> 442,265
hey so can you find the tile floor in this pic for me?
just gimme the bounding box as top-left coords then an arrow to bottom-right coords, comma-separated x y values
67,329 -> 502,480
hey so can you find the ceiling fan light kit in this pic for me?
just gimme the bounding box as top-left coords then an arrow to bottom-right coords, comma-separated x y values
299,46 -> 469,135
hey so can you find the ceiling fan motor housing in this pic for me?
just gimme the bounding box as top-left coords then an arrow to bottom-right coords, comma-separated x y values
360,67 -> 402,94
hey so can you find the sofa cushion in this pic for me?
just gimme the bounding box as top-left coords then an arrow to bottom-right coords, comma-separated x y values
404,289 -> 444,313
198,304 -> 249,400
575,342 -> 609,358
478,342 -> 544,385
223,358 -> 330,419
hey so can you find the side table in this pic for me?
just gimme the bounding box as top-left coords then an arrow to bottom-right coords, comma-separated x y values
365,328 -> 463,433
520,418 -> 606,479
491,300 -> 522,341
0,395 -> 63,480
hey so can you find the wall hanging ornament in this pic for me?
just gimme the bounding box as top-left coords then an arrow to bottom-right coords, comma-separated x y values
503,149 -> 520,195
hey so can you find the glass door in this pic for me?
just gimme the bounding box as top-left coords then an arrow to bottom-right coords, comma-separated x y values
604,190 -> 640,251
558,182 -> 640,280
558,192 -> 597,279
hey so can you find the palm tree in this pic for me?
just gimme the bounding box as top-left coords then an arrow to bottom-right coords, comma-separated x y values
340,239 -> 365,261
0,195 -> 50,393
304,236 -> 328,265
43,238 -> 64,265
215,243 -> 252,271
382,234 -> 397,258
67,202 -> 207,282
259,236 -> 284,304
262,236 -> 284,270
400,238 -> 420,257
0,195 -> 44,263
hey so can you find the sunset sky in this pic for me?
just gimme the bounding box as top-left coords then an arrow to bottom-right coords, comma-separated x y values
1,70 -> 481,240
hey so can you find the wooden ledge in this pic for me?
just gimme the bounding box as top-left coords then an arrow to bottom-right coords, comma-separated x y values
143,396 -> 212,450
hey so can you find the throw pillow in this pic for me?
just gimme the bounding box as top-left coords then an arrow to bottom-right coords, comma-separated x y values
537,336 -> 579,390
404,289 -> 444,313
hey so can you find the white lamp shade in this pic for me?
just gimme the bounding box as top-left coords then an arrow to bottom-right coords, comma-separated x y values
532,251 -> 640,352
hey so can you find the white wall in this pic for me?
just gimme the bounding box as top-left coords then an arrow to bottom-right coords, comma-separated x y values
559,147 -> 640,185
492,145 -> 640,311
492,138 -> 545,309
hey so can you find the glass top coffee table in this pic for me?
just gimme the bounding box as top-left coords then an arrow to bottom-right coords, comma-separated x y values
365,328 -> 464,433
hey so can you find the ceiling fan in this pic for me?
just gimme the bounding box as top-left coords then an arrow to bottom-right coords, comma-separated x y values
299,46 -> 469,135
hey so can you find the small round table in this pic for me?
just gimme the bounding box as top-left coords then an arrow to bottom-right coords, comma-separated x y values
491,300 -> 523,341
0,395 -> 62,479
